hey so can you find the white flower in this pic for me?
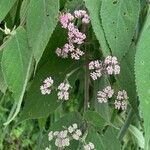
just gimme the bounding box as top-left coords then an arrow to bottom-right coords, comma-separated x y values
84,142 -> 95,150
72,123 -> 78,129
75,129 -> 82,136
72,133 -> 80,140
68,126 -> 74,133
45,147 -> 50,150
97,86 -> 114,103
40,76 -> 54,95
104,55 -> 120,75
48,131 -> 53,141
57,83 -> 70,100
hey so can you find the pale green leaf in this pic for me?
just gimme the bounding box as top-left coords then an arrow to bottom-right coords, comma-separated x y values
84,0 -> 110,56
1,27 -> 33,125
26,0 -> 59,64
129,125 -> 145,149
101,0 -> 140,60
135,12 -> 150,150
0,0 -> 18,22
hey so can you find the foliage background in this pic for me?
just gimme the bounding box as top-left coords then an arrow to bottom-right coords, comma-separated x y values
0,0 -> 149,149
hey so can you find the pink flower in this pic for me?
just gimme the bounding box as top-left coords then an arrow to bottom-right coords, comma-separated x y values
114,90 -> 128,110
56,10 -> 90,60
97,86 -> 114,103
89,60 -> 103,80
40,77 -> 54,95
57,83 -> 70,100
59,13 -> 74,28
104,56 -> 120,75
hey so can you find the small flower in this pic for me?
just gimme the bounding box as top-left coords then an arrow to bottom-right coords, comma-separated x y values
40,77 -> 54,95
84,142 -> 95,150
59,13 -> 74,28
54,130 -> 70,148
89,60 -> 103,80
72,123 -> 78,129
48,131 -> 53,141
45,147 -> 50,150
97,86 -> 114,103
57,83 -> 70,100
114,90 -> 128,110
104,56 -> 120,75
68,126 -> 74,133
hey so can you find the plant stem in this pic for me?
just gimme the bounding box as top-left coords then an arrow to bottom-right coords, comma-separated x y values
117,108 -> 135,140
84,46 -> 89,112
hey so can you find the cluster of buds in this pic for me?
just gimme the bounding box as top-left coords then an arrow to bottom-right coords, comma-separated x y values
97,86 -> 114,103
89,60 -> 103,80
114,90 -> 128,110
84,142 -> 95,150
46,123 -> 92,150
40,77 -> 54,95
56,10 -> 90,60
104,56 -> 120,75
57,83 -> 70,101
97,86 -> 128,110
89,56 -> 120,80
48,130 -> 70,149
40,77 -> 70,101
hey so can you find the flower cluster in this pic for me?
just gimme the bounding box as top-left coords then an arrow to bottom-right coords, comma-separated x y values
84,142 -> 95,150
48,130 -> 70,149
97,86 -> 128,110
114,90 -> 128,110
104,56 -> 120,75
57,83 -> 70,101
46,123 -> 90,150
40,77 -> 70,101
89,60 -> 103,80
97,86 -> 114,103
89,56 -> 120,80
56,10 -> 90,60
40,77 -> 54,95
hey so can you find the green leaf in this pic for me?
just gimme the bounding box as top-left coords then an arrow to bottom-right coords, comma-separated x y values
84,0 -> 110,56
102,127 -> 121,150
1,27 -> 33,125
26,0 -> 59,64
129,125 -> 145,149
117,44 -> 138,113
0,0 -> 18,22
38,112 -> 83,150
20,0 -> 30,25
19,55 -> 77,121
84,111 -> 107,130
85,127 -> 105,150
135,12 -> 150,150
93,77 -> 111,122
101,0 -> 140,60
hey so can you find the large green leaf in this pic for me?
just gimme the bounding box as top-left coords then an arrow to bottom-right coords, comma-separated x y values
102,127 -> 121,150
37,112 -> 83,150
0,0 -> 18,22
26,0 -> 59,64
117,44 -> 138,113
84,0 -> 110,56
85,127 -> 105,150
1,27 -> 33,125
135,12 -> 150,150
20,55 -> 78,121
101,0 -> 140,60
84,111 -> 107,130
